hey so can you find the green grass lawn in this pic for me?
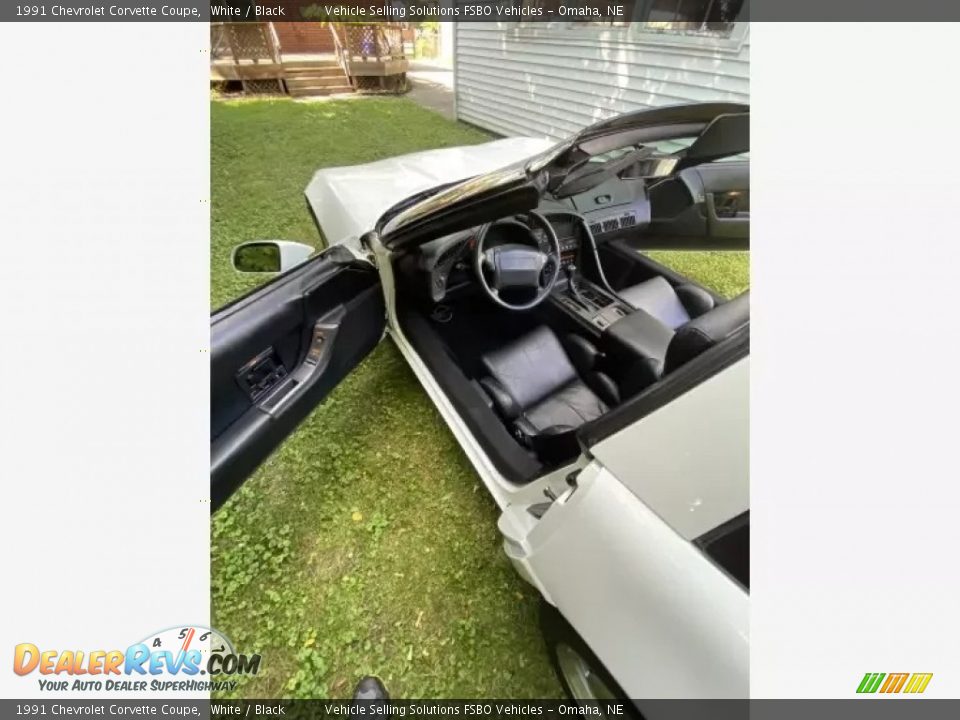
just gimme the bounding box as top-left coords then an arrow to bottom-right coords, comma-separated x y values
211,98 -> 563,699
210,97 -> 749,699
647,250 -> 750,299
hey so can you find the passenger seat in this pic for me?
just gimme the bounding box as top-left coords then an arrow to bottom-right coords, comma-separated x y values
665,291 -> 750,373
605,289 -> 749,397
619,276 -> 717,329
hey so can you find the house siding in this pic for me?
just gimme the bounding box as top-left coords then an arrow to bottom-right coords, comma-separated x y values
454,23 -> 749,140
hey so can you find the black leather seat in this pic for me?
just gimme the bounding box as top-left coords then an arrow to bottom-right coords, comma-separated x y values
665,290 -> 750,373
619,276 -> 716,329
479,327 -> 617,461
605,289 -> 750,396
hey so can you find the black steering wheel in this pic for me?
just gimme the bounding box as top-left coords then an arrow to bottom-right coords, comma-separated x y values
473,212 -> 561,311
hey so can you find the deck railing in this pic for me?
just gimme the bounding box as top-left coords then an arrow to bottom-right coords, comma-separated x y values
329,23 -> 405,65
211,22 -> 282,65
327,22 -> 407,91
329,21 -> 349,71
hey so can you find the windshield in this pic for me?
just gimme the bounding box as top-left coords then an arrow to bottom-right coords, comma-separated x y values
583,133 -> 750,165
378,103 -> 748,245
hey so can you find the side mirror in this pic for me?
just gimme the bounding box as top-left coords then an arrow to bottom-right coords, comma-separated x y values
232,241 -> 315,274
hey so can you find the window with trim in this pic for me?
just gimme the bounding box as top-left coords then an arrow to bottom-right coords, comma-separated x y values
518,0 -> 745,38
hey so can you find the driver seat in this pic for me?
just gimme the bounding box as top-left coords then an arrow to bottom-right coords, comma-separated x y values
479,327 -> 617,462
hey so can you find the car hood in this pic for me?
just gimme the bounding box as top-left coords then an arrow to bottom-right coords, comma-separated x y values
304,136 -> 555,251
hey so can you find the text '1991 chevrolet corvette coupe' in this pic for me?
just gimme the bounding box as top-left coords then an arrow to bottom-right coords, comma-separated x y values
211,103 -> 750,709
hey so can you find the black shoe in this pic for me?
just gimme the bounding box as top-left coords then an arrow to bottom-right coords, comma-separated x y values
352,675 -> 390,701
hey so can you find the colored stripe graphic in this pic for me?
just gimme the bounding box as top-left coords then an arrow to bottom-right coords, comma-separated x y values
857,673 -> 885,693
858,672 -> 932,694
880,673 -> 909,693
904,673 -> 933,694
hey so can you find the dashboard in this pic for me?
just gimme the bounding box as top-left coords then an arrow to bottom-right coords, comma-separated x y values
401,144 -> 752,305
531,216 -> 580,267
411,175 -> 655,304
417,213 -> 583,303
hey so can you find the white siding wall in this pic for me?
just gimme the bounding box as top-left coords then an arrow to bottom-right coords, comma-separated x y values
454,23 -> 749,140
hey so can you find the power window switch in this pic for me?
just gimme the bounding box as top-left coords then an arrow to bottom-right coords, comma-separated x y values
305,331 -> 326,364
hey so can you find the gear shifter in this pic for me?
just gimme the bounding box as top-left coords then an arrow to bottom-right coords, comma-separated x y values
564,264 -> 589,308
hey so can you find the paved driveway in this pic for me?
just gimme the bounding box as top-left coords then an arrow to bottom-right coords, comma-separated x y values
407,59 -> 455,120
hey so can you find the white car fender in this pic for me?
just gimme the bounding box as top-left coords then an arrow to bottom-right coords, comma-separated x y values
499,461 -> 749,702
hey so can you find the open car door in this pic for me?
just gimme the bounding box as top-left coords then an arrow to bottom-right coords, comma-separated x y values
639,112 -> 749,251
640,159 -> 749,250
210,245 -> 384,511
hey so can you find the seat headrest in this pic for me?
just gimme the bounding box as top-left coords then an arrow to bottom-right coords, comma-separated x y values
665,291 -> 749,373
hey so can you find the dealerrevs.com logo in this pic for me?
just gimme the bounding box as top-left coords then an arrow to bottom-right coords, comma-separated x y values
857,672 -> 933,695
13,625 -> 261,693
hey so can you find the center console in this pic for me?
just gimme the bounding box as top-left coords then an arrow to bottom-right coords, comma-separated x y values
552,271 -> 631,332
541,212 -> 634,332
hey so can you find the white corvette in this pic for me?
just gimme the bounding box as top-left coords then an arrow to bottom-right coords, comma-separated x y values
211,103 -> 750,709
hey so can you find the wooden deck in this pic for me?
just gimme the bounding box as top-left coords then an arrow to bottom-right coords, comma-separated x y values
211,22 -> 410,96
211,54 -> 354,96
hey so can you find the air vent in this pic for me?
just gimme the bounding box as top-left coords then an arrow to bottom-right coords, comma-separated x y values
620,212 -> 637,228
601,217 -> 620,233
588,222 -> 602,235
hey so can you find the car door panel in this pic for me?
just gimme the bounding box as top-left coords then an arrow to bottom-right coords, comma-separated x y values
211,245 -> 384,510
642,160 -> 749,250
696,162 -> 750,240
